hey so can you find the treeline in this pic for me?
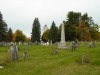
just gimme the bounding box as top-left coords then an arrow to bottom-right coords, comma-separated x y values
42,11 -> 100,43
0,11 -> 100,43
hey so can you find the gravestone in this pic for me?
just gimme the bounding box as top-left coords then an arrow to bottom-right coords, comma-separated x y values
89,42 -> 92,48
71,41 -> 76,51
23,45 -> 29,59
10,44 -> 18,61
82,54 -> 89,64
46,42 -> 49,46
50,40 -> 52,45
92,41 -> 96,47
88,41 -> 96,48
53,49 -> 58,55
23,51 -> 27,59
58,23 -> 67,49
82,55 -> 85,64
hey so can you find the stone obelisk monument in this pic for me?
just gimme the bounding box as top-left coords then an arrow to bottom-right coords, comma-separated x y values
58,22 -> 67,49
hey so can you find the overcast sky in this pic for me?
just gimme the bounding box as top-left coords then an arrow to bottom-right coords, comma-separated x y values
0,0 -> 100,37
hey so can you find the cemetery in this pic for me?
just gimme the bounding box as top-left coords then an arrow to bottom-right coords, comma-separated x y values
0,41 -> 100,75
0,15 -> 100,75
0,0 -> 100,75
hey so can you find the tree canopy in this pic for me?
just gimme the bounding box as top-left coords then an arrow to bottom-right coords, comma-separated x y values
0,12 -> 8,42
7,28 -> 13,42
0,11 -> 100,42
49,21 -> 58,43
31,18 -> 41,43
64,11 -> 100,41
13,30 -> 25,42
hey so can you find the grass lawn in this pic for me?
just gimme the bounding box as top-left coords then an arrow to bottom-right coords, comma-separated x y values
0,42 -> 100,75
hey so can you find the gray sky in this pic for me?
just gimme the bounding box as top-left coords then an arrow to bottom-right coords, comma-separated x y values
0,0 -> 100,37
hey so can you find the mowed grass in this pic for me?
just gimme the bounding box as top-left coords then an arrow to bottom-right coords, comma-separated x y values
0,42 -> 100,75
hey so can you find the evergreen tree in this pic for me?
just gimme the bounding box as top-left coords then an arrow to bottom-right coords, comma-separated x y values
31,18 -> 41,42
49,21 -> 58,43
64,11 -> 81,40
65,22 -> 76,41
67,11 -> 81,25
0,12 -> 8,42
7,28 -> 13,42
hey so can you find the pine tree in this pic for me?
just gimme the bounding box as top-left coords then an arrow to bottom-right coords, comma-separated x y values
0,12 -> 8,42
49,21 -> 58,43
31,18 -> 41,43
7,28 -> 13,42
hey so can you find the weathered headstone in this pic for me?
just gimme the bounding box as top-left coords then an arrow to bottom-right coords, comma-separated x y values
82,55 -> 85,64
10,44 -> 18,61
46,42 -> 49,46
23,51 -> 27,59
89,42 -> 92,48
71,41 -> 76,51
50,40 -> 52,45
92,41 -> 96,47
16,46 -> 18,51
58,23 -> 67,49
82,54 -> 89,64
53,49 -> 58,55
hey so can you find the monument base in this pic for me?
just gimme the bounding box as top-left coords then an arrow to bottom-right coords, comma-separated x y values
58,41 -> 67,49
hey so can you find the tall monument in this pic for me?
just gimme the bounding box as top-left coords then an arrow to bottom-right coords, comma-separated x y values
58,22 -> 67,49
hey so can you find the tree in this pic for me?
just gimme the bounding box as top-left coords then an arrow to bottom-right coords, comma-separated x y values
64,11 -> 81,40
25,36 -> 31,42
31,18 -> 41,43
65,22 -> 76,41
49,21 -> 58,43
64,11 -> 97,41
13,30 -> 25,42
42,29 -> 49,43
67,11 -> 81,25
0,12 -> 8,42
89,24 -> 99,40
7,28 -> 13,42
81,13 -> 94,27
79,20 -> 91,41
